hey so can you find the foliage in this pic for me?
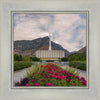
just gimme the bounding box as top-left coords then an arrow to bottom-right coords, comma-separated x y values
23,55 -> 31,61
14,54 -> 23,61
14,61 -> 32,71
69,61 -> 86,71
23,63 -> 86,87
60,57 -> 68,61
68,52 -> 86,61
30,57 -> 41,62
65,66 -> 80,76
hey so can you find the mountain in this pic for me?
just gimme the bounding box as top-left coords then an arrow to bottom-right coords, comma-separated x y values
14,36 -> 70,57
70,51 -> 77,54
78,46 -> 86,53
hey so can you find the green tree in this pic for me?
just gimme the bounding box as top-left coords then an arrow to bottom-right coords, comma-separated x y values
23,55 -> 30,61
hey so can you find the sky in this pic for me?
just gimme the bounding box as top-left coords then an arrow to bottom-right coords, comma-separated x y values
14,13 -> 86,52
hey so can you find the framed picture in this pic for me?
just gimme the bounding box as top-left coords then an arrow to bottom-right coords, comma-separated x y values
0,0 -> 100,100
12,11 -> 88,89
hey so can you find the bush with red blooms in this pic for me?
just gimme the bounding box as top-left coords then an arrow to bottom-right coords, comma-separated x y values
25,63 -> 87,87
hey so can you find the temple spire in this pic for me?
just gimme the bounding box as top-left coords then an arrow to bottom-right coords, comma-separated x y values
49,33 -> 52,50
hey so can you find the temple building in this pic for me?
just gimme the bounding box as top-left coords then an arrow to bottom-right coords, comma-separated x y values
36,33 -> 65,61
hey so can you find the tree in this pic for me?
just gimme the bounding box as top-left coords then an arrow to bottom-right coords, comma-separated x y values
23,55 -> 30,61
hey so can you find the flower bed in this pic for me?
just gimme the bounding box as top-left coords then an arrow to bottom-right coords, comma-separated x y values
15,63 -> 87,87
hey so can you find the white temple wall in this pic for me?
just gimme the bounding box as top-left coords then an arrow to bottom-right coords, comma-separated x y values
36,50 -> 65,58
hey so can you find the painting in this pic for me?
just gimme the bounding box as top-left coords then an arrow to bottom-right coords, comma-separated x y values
12,12 -> 88,88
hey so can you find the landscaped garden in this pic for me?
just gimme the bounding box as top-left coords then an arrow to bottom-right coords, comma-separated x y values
15,63 -> 86,87
61,52 -> 86,71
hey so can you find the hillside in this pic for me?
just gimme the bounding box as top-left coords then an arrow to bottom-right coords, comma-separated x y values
78,46 -> 86,53
14,36 -> 70,57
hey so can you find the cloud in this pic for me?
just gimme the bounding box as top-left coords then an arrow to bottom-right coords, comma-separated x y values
14,13 -> 86,52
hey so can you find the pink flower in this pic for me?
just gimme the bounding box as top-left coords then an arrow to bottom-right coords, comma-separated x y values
44,76 -> 46,78
53,69 -> 56,71
61,75 -> 66,79
82,80 -> 86,86
76,76 -> 79,79
71,83 -> 74,85
34,83 -> 40,86
31,79 -> 34,82
57,75 -> 61,80
38,73 -> 40,75
69,75 -> 73,77
47,82 -> 52,86
55,73 -> 58,75
25,84 -> 29,86
48,71 -> 51,74
66,79 -> 69,82
50,71 -> 53,74
49,75 -> 56,78
41,79 -> 44,82
49,75 -> 52,78
66,73 -> 69,76
42,74 -> 47,78
81,77 -> 85,81
63,70 -> 67,73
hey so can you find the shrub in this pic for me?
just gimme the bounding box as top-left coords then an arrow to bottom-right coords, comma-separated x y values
17,63 -> 86,87
69,61 -> 86,71
14,54 -> 23,61
30,57 -> 41,62
61,57 -> 68,61
23,55 -> 31,61
68,52 -> 86,61
14,61 -> 32,71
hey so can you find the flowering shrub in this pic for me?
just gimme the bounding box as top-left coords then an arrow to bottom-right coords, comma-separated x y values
20,63 -> 87,87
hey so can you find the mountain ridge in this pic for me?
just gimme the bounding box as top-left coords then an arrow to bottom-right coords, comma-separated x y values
14,36 -> 70,57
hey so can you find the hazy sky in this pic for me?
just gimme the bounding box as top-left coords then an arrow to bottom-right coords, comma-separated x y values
14,13 -> 86,52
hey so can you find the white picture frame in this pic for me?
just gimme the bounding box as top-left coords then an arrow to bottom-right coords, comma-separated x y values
0,0 -> 100,100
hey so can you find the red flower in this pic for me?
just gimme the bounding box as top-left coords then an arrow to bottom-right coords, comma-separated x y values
48,71 -> 53,74
34,83 -> 40,86
31,80 -> 34,82
61,75 -> 66,79
44,76 -> 46,78
55,73 -> 58,75
63,70 -> 67,73
71,83 -> 74,85
41,79 -> 44,82
81,77 -> 85,81
66,79 -> 69,82
49,75 -> 56,78
41,65 -> 43,68
69,75 -> 73,77
25,84 -> 29,86
47,82 -> 52,86
75,76 -> 79,79
48,71 -> 51,74
46,65 -> 49,68
65,73 -> 69,76
57,75 -> 61,80
42,74 -> 46,78
53,69 -> 56,71
82,80 -> 86,86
